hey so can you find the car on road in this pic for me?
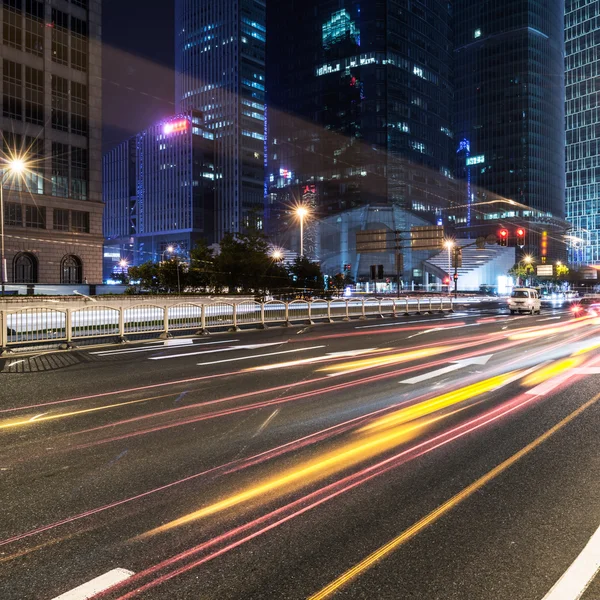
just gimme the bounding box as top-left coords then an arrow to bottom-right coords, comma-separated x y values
570,296 -> 600,316
508,288 -> 541,314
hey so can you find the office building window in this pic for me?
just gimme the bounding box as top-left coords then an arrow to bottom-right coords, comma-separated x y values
25,0 -> 43,56
70,17 -> 87,72
61,255 -> 82,284
51,9 -> 69,65
53,208 -> 69,231
70,210 -> 89,233
71,82 -> 87,135
25,66 -> 44,125
3,0 -> 22,50
3,60 -> 22,120
71,146 -> 87,200
13,252 -> 37,283
52,142 -> 69,197
51,75 -> 69,131
23,135 -> 44,194
25,205 -> 45,228
4,202 -> 22,226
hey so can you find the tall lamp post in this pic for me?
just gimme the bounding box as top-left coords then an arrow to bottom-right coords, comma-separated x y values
296,206 -> 308,257
1,158 -> 26,296
161,245 -> 181,293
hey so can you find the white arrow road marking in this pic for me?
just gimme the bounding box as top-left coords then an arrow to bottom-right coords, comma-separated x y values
400,355 -> 493,385
541,524 -> 600,600
149,342 -> 284,361
51,568 -> 135,600
248,348 -> 381,371
197,345 -> 326,366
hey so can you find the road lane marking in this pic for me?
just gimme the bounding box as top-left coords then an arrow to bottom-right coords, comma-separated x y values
252,408 -> 280,437
91,339 -> 238,356
307,392 -> 600,600
51,568 -> 135,599
406,323 -> 481,339
541,524 -> 600,600
196,346 -> 325,366
246,348 -> 382,371
399,355 -> 493,385
149,342 -> 284,360
355,315 -> 465,329
537,316 -> 563,322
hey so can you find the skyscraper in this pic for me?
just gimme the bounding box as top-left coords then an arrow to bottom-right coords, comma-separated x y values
1,0 -> 102,285
565,0 -> 600,265
103,111 -> 215,274
175,0 -> 266,240
266,0 -> 455,282
453,0 -> 567,259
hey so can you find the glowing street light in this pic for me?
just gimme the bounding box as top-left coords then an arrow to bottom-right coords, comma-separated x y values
119,259 -> 128,268
1,157 -> 30,295
271,249 -> 283,261
295,206 -> 309,257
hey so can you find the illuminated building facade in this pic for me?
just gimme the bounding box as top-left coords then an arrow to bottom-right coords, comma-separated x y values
453,0 -> 567,259
175,0 -> 265,239
1,0 -> 103,284
103,111 -> 215,276
565,0 -> 600,265
266,0 -> 454,281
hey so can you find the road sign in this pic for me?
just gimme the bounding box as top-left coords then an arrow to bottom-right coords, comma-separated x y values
356,229 -> 397,253
537,265 -> 554,277
410,226 -> 444,250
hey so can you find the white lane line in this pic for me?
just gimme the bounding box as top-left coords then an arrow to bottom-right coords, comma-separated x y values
197,345 -> 325,366
541,524 -> 600,600
91,339 -> 237,356
51,568 -> 135,600
252,408 -> 281,437
355,315 -> 465,329
150,342 -> 285,361
537,316 -> 563,322
406,323 -> 482,339
399,355 -> 493,385
249,348 -> 381,371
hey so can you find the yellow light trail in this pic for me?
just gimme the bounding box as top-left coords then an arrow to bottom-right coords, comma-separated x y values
317,345 -> 463,375
358,372 -> 518,434
521,357 -> 584,388
0,393 -> 174,430
507,318 -> 599,341
141,372 -> 518,538
307,391 -> 600,600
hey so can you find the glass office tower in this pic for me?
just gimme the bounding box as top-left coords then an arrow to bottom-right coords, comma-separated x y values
565,1 -> 600,265
175,0 -> 266,240
453,0 -> 567,259
266,0 -> 455,281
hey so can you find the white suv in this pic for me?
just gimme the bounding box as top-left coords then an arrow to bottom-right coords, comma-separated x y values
508,288 -> 541,315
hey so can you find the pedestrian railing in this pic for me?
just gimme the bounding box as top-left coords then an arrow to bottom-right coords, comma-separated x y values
0,296 -> 453,350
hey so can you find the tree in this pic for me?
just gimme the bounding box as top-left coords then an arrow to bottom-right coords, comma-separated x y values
509,262 -> 535,286
188,239 -> 214,291
128,261 -> 161,293
289,256 -> 325,295
555,264 -> 570,280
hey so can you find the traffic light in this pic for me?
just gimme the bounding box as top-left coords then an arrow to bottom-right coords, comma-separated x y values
452,248 -> 462,268
377,264 -> 384,279
370,265 -> 376,280
516,228 -> 525,248
498,229 -> 509,247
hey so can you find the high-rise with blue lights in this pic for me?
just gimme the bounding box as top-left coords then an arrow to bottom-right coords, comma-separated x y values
175,0 -> 266,240
565,1 -> 600,265
453,0 -> 567,259
103,111 -> 215,276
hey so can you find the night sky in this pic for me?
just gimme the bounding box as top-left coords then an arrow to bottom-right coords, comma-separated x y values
102,0 -> 175,153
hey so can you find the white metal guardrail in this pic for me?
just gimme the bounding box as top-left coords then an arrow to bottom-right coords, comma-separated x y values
0,297 -> 453,350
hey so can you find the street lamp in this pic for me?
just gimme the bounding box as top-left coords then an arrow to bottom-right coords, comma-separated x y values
161,245 -> 175,263
1,158 -> 28,296
119,259 -> 128,269
295,206 -> 309,257
271,249 -> 283,262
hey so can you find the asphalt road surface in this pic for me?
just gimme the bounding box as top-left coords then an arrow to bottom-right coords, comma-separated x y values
1,302 -> 599,600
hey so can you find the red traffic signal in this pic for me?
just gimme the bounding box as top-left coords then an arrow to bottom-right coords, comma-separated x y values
498,229 -> 508,247
516,228 -> 525,248
516,228 -> 525,237
443,277 -> 450,284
